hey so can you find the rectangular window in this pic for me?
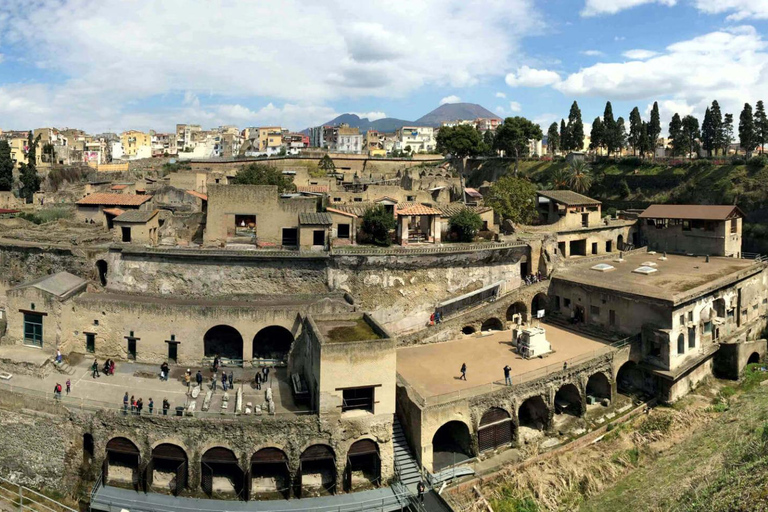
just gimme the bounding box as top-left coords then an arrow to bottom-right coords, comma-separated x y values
342,387 -> 374,413
23,313 -> 43,347
86,333 -> 95,353
679,314 -> 685,326
564,298 -> 571,307
683,220 -> 691,231
121,226 -> 131,242
337,224 -> 350,239
688,311 -> 693,322
731,218 -> 738,234
313,230 -> 325,246
281,228 -> 298,246
590,305 -> 600,316
704,321 -> 712,334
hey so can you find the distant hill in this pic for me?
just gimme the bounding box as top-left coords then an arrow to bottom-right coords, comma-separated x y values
311,102 -> 498,133
414,103 -> 499,127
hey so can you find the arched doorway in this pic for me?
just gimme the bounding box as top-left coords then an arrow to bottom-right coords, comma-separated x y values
586,372 -> 611,401
201,447 -> 244,499
518,396 -> 549,431
531,293 -> 549,318
345,439 -> 380,492
203,325 -> 243,360
83,433 -> 94,466
554,384 -> 583,416
748,352 -> 760,365
478,408 -> 513,452
506,302 -> 528,323
96,260 -> 108,286
677,334 -> 685,355
481,318 -> 503,332
462,326 -> 476,335
252,326 -> 294,361
617,234 -> 624,251
251,447 -> 290,500
617,361 -> 647,395
105,437 -> 141,489
432,421 -> 472,471
149,444 -> 188,496
297,445 -> 336,498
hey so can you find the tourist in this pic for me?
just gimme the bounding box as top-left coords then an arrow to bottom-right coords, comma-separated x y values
263,366 -> 270,380
65,379 -> 71,395
103,359 -> 111,376
160,361 -> 170,381
213,355 -> 220,373
222,371 -> 228,392
563,361 -> 568,372
417,481 -> 425,503
211,373 -> 218,392
53,383 -> 62,401
228,370 -> 234,389
123,392 -> 129,415
109,360 -> 115,375
137,398 -> 143,415
429,312 -> 435,326
504,365 -> 512,386
185,370 -> 191,394
162,398 -> 170,416
255,371 -> 262,390
196,370 -> 203,388
460,363 -> 467,381
91,358 -> 100,378
56,349 -> 62,364
148,398 -> 154,415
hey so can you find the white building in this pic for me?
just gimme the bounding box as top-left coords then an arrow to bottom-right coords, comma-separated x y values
336,133 -> 363,154
395,126 -> 436,153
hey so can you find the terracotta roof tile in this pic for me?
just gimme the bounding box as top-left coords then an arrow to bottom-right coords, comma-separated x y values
639,204 -> 744,221
326,207 -> 358,218
76,193 -> 152,207
537,190 -> 600,206
185,190 -> 208,201
102,208 -> 125,216
396,204 -> 442,216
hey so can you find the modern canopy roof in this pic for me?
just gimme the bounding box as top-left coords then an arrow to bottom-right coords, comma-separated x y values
537,190 -> 600,207
638,204 -> 745,221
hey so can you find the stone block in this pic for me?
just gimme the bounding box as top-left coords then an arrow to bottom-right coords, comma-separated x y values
191,385 -> 200,399
202,390 -> 212,411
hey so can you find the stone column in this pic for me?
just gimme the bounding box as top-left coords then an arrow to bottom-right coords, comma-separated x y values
433,216 -> 441,243
399,216 -> 410,245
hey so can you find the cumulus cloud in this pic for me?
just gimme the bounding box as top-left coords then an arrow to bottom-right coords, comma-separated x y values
581,0 -> 676,17
495,92 -> 507,98
440,95 -> 461,105
351,111 -> 387,121
509,101 -> 522,112
505,66 -> 561,87
622,49 -> 659,60
694,1 -> 768,21
0,0 -> 544,132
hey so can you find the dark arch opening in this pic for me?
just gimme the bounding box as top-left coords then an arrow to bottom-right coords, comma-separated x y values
203,325 -> 243,360
150,444 -> 188,496
96,260 -> 108,286
586,372 -> 611,401
478,408 -> 513,452
677,333 -> 685,355
252,326 -> 294,361
105,437 -> 141,490
83,433 -> 94,466
481,318 -> 503,332
518,396 -> 549,431
748,352 -> 761,365
531,293 -> 549,318
432,421 -> 473,471
555,383 -> 583,416
251,447 -> 290,500
617,361 -> 649,396
201,447 -> 244,499
462,326 -> 476,335
506,301 -> 528,323
298,445 -> 336,498
617,234 -> 624,251
345,439 -> 381,492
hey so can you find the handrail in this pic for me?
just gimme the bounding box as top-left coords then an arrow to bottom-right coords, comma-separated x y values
0,475 -> 77,512
331,241 -> 526,256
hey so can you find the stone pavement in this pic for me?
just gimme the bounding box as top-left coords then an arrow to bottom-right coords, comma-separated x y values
0,348 -> 308,417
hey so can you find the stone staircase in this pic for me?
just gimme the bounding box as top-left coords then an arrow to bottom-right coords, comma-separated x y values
393,417 -> 422,487
54,360 -> 77,376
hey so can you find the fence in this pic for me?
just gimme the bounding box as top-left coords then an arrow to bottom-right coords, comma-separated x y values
331,241 -> 526,256
0,475 -> 77,512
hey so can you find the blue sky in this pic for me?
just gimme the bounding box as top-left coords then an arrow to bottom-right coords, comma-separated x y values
1,0 -> 767,134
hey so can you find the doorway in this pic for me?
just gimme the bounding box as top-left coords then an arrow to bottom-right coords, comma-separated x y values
86,333 -> 95,353
313,230 -> 325,246
167,342 -> 178,363
282,228 -> 298,247
127,338 -> 137,360
121,227 -> 131,243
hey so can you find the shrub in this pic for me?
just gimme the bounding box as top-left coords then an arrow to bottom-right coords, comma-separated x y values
361,205 -> 396,246
449,209 -> 483,242
230,163 -> 295,192
747,155 -> 768,171
18,208 -> 72,225
618,179 -> 630,199
638,413 -> 673,435
619,156 -> 643,167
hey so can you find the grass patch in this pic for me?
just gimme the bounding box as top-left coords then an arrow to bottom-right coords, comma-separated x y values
324,318 -> 380,342
17,208 -> 73,224
741,363 -> 768,392
637,413 -> 673,435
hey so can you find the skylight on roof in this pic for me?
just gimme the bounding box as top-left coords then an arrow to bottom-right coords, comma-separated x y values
633,266 -> 658,275
640,261 -> 658,267
591,263 -> 615,272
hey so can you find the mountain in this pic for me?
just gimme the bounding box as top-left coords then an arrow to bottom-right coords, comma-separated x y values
414,103 -> 499,127
313,114 -> 412,133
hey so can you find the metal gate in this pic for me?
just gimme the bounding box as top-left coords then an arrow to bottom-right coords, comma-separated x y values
478,408 -> 513,452
201,462 -> 213,497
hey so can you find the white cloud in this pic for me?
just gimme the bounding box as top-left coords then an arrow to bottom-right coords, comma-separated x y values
694,1 -> 768,21
440,95 -> 461,105
581,50 -> 604,56
582,0 -> 676,17
505,66 -> 561,87
495,92 -> 507,98
509,101 -> 522,112
351,111 -> 387,121
0,0 -> 545,132
622,49 -> 659,60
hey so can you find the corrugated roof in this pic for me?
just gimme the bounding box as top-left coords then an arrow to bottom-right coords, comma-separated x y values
297,185 -> 329,194
537,190 -> 600,206
102,208 -> 125,216
11,271 -> 87,299
76,193 -> 152,206
396,204 -> 442,216
638,204 -> 744,220
299,212 -> 333,225
185,190 -> 208,201
114,209 -> 159,223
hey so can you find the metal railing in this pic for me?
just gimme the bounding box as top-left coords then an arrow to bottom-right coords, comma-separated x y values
331,241 -> 526,256
0,475 -> 77,512
742,252 -> 767,262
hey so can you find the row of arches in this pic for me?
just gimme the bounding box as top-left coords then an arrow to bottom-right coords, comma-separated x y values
203,325 -> 294,361
463,293 -> 550,335
101,437 -> 380,500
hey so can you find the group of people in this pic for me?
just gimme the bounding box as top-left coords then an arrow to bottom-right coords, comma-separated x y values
92,358 -> 115,378
428,311 -> 444,326
122,392 -> 170,415
52,379 -> 71,400
524,272 -> 544,286
458,363 -> 515,386
211,368 -> 235,392
254,366 -> 270,390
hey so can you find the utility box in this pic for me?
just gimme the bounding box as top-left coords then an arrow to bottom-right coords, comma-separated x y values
518,327 -> 552,359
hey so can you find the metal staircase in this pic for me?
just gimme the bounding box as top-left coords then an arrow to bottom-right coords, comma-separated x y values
393,417 -> 422,488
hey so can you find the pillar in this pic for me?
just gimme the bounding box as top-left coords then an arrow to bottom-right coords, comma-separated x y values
433,216 -> 441,243
399,216 -> 410,245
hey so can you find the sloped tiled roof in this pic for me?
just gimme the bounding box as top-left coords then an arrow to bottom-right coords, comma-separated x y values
185,190 -> 208,201
396,204 -> 442,216
110,184 -> 128,190
76,193 -> 152,207
464,187 -> 483,198
639,204 -> 744,220
438,203 -> 493,218
11,271 -> 87,299
331,203 -> 378,217
102,208 -> 125,216
114,209 -> 159,224
537,190 -> 600,206
297,185 -> 329,194
326,207 -> 358,219
299,212 -> 333,225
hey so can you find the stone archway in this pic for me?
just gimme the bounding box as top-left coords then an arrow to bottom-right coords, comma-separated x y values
96,260 -> 108,286
203,325 -> 243,360
105,437 -> 141,490
554,383 -> 583,416
518,396 -> 549,431
617,234 -> 624,251
251,447 -> 290,500
617,361 -> 648,395
531,293 -> 549,318
506,301 -> 528,323
586,372 -> 611,401
462,326 -> 476,335
748,352 -> 760,365
432,421 -> 473,471
298,445 -> 336,498
149,444 -> 188,496
252,326 -> 294,361
201,447 -> 243,499
481,318 -> 503,332
477,408 -> 513,452
345,439 -> 380,492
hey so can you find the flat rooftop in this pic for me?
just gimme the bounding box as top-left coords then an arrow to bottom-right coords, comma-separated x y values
396,323 -> 611,399
553,252 -> 761,304
315,317 -> 383,343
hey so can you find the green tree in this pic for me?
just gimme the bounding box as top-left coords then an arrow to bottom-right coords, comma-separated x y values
318,154 -> 336,173
231,163 -> 295,192
619,179 -> 631,199
649,101 -> 662,154
628,107 -> 643,156
492,116 -> 543,175
559,119 -> 569,154
449,209 -> 483,242
590,117 -> 604,154
548,167 -> 569,190
0,140 -> 13,191
567,160 -> 592,193
602,101 -> 619,157
710,100 -> 724,156
361,205 -> 396,246
19,131 -> 40,202
485,175 -> 538,224
482,129 -> 495,155
754,100 -> 768,154
669,113 -> 683,156
701,107 -> 715,157
739,103 -> 756,158
546,122 -> 560,155
680,115 -> 701,159
616,116 -> 627,154
638,121 -> 653,158
567,101 -> 584,151
435,124 -> 483,159
723,113 -> 735,155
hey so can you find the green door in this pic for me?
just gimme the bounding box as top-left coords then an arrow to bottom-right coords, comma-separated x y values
23,313 -> 43,347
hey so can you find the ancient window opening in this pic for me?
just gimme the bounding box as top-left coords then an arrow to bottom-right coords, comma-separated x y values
677,334 -> 685,355
342,387 -> 375,413
281,228 -> 298,246
337,224 -> 350,239
86,333 -> 95,353
121,226 -> 131,243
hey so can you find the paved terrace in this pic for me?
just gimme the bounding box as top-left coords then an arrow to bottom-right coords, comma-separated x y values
0,348 -> 309,417
396,323 -> 616,405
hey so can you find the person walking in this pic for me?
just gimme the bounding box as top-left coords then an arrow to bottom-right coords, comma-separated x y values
137,398 -> 144,415
196,370 -> 203,388
148,398 -> 154,415
417,480 -> 425,503
123,392 -> 129,415
109,360 -> 115,375
65,379 -> 71,395
91,358 -> 100,378
53,383 -> 61,401
221,371 -> 228,392
56,349 -> 62,364
255,371 -> 262,391
460,363 -> 467,381
160,362 -> 170,381
228,370 -> 234,389
213,355 -> 220,373
504,365 -> 512,386
130,395 -> 136,414
211,373 -> 218,392
162,398 -> 170,416
429,312 -> 435,326
185,370 -> 191,394
563,361 -> 568,372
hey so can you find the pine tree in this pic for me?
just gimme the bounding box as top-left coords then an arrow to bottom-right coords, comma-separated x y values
638,121 -> 652,158
616,116 -> 627,155
710,100 -> 724,157
589,117 -> 604,153
567,102 -> 584,152
0,140 -> 13,191
602,101 -> 618,157
560,119 -> 569,154
547,122 -> 560,155
628,107 -> 643,156
739,103 -> 756,158
754,100 -> 768,154
668,113 -> 683,156
722,113 -> 735,156
649,101 -> 661,155
701,107 -> 714,157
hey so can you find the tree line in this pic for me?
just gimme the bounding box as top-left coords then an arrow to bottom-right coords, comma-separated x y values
0,131 -> 42,202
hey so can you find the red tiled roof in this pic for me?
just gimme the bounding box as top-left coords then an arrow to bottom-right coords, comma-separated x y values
102,208 -> 125,216
76,193 -> 152,207
326,207 -> 358,218
0,209 -> 20,214
464,187 -> 482,198
110,184 -> 128,190
297,185 -> 329,194
396,204 -> 441,216
185,190 -> 208,201
639,204 -> 744,220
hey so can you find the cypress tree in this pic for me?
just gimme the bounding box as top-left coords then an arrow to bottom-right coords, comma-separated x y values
628,107 -> 643,156
739,103 -> 756,158
567,102 -> 584,152
547,122 -> 560,155
560,119 -> 569,154
754,100 -> 768,154
648,101 -> 661,154
0,140 -> 13,191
